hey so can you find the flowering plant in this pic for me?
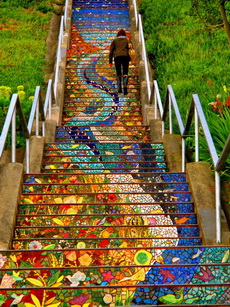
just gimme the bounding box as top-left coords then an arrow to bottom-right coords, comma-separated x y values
209,86 -> 230,114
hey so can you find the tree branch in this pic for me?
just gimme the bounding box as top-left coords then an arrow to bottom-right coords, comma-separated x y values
192,0 -> 224,28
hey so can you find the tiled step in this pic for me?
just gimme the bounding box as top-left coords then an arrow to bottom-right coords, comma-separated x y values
21,191 -> 191,204
41,168 -> 168,173
22,183 -> 188,195
14,225 -> 199,239
61,121 -> 145,126
16,212 -> 196,225
7,245 -> 228,267
62,113 -> 143,119
23,172 -> 187,182
42,154 -> 166,161
18,201 -> 195,215
1,287 -> 229,306
42,158 -> 167,167
1,246 -> 230,305
12,236 -> 202,249
54,136 -> 152,142
45,142 -> 164,149
56,125 -> 150,131
2,264 -> 228,288
55,127 -> 152,142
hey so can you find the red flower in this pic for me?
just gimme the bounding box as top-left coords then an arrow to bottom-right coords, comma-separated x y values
107,227 -> 115,233
225,96 -> 230,107
107,217 -> 114,223
87,234 -> 97,238
107,194 -> 117,202
98,239 -> 109,248
79,229 -> 87,236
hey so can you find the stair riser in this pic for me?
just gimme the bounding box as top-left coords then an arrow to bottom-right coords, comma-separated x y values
2,246 -> 230,267
24,173 -> 187,183
0,264 -> 228,288
21,192 -> 191,204
22,183 -> 189,194
18,203 -> 195,216
13,237 -> 202,249
14,225 -> 199,239
1,285 -> 229,306
16,212 -> 197,226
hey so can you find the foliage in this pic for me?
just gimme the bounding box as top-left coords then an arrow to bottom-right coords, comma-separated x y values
199,105 -> 230,180
139,0 -> 230,178
139,0 -> 230,106
0,1 -> 58,147
0,85 -> 33,149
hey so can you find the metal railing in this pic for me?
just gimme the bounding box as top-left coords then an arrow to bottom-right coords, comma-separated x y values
131,0 -> 230,243
0,0 -> 69,170
150,78 -> 229,244
0,80 -> 55,173
0,94 -> 29,164
53,0 -> 69,98
184,94 -> 230,243
53,15 -> 65,98
138,14 -> 151,100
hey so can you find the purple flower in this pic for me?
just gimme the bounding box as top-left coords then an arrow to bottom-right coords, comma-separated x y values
69,294 -> 89,305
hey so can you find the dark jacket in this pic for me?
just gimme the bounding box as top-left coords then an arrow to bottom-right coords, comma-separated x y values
109,36 -> 129,64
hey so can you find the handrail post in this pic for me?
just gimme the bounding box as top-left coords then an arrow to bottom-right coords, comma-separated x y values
169,95 -> 172,134
64,0 -> 68,29
215,171 -> 221,243
195,107 -> 199,162
154,86 -> 158,119
26,138 -> 30,173
132,0 -> 138,29
36,96 -> 39,136
138,14 -> 151,101
49,83 -> 52,120
11,108 -> 16,163
181,137 -> 186,172
54,16 -> 65,99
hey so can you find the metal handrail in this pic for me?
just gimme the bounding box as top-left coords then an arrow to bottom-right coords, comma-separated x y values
151,80 -> 229,243
184,94 -> 219,165
0,0 -> 69,169
132,0 -> 138,29
43,79 -> 54,121
0,94 -> 29,163
63,0 -> 69,29
0,78 -> 55,172
215,135 -> 230,172
53,15 -> 65,98
183,94 -> 229,243
138,14 -> 151,101
131,0 -> 152,102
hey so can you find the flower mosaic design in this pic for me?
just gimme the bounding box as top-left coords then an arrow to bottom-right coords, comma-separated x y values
0,247 -> 230,305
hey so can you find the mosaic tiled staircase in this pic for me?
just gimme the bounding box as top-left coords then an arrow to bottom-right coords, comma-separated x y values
0,0 -> 230,305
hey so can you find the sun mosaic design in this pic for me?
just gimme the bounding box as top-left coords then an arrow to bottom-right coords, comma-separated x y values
1,0 -> 230,306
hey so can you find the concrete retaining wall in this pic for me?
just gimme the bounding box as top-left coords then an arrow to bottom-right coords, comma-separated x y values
0,163 -> 24,249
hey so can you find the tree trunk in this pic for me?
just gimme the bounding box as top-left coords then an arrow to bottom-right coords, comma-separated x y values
218,1 -> 230,45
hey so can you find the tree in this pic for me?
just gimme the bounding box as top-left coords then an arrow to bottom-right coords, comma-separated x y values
192,0 -> 230,45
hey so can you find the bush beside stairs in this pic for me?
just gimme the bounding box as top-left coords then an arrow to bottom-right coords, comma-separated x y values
0,0 -> 230,305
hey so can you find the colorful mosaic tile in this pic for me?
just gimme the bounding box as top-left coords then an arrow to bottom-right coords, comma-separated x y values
1,0 -> 229,305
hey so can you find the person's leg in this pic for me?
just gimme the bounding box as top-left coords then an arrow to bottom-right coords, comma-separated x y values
122,57 -> 130,95
114,57 -> 122,93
